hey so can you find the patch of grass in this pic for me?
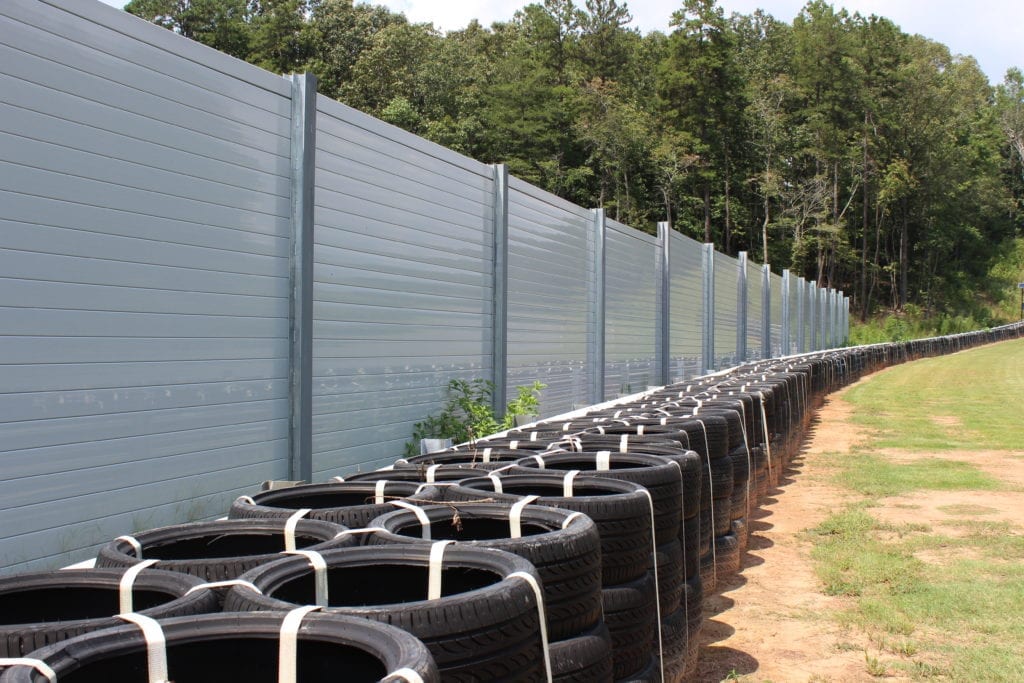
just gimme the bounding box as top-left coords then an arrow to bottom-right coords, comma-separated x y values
843,339 -> 1024,450
833,453 -> 1001,496
936,503 -> 998,516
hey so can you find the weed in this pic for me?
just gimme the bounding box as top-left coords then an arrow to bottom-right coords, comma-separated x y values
864,652 -> 888,677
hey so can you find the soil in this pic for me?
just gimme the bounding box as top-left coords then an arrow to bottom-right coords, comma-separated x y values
693,375 -> 1024,682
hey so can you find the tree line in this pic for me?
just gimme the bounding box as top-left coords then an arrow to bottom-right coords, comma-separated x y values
126,0 -> 1024,323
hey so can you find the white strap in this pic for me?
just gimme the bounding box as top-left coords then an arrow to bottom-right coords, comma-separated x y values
428,540 -> 455,600
375,480 -> 388,504
482,447 -> 492,463
509,496 -> 540,538
334,527 -> 387,541
619,434 -> 628,453
118,613 -> 169,683
635,488 -> 665,683
596,425 -> 606,434
507,572 -> 553,683
185,579 -> 262,596
391,501 -> 431,540
236,495 -> 257,505
509,440 -> 519,450
529,432 -> 539,442
116,535 -> 143,559
283,550 -> 329,606
562,470 -> 581,497
0,659 -> 57,682
426,464 -> 441,483
385,669 -> 425,683
284,509 -> 310,553
330,476 -> 345,483
119,559 -> 158,614
561,512 -> 586,529
595,451 -> 611,471
531,454 -> 545,469
279,606 -> 321,683
562,422 -> 572,432
637,424 -> 645,435
488,473 -> 504,493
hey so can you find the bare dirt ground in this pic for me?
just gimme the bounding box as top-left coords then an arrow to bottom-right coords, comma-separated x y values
693,378 -> 1024,682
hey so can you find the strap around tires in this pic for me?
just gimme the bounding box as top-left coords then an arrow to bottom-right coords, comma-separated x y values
283,550 -> 329,606
284,508 -> 310,552
118,613 -> 169,683
509,495 -> 539,539
278,605 -> 321,683
119,559 -> 158,614
390,501 -> 431,540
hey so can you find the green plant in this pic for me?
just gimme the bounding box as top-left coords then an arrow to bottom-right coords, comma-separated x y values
405,379 -> 546,455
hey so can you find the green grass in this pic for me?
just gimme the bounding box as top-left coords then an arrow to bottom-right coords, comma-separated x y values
808,338 -> 1024,679
833,454 -> 1001,496
843,338 -> 1024,450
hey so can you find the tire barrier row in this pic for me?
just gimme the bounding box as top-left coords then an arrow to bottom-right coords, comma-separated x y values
1,324 -> 1020,682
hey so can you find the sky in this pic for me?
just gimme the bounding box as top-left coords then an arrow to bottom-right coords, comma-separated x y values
99,0 -> 1021,84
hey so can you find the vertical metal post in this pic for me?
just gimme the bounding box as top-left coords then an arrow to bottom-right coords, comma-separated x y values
491,164 -> 509,419
808,280 -> 818,351
845,296 -> 851,344
820,287 -> 828,349
588,208 -> 606,404
737,251 -> 748,363
701,243 -> 715,373
656,222 -> 671,386
796,277 -> 805,354
288,73 -> 316,483
781,270 -> 791,356
761,264 -> 771,359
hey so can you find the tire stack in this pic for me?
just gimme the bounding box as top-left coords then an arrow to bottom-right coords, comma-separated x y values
510,451 -> 684,682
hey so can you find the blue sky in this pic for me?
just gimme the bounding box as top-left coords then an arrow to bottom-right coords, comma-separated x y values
99,0 -> 1020,84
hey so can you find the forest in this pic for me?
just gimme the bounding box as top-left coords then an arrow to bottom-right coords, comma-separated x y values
124,0 -> 1024,333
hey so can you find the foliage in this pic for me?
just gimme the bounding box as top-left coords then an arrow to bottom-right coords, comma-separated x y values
128,0 -> 1024,324
405,379 -> 546,455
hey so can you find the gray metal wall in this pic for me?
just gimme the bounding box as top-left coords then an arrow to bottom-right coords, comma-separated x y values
770,271 -> 784,357
604,220 -> 658,399
1,0 -> 293,572
311,98 -> 496,476
1,0 -> 848,572
746,260 -> 764,361
668,233 -> 704,382
506,178 -> 592,416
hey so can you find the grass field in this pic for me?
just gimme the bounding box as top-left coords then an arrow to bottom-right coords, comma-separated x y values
810,339 -> 1024,681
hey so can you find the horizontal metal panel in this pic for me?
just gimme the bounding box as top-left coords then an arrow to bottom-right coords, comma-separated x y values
3,357 -> 287,394
2,134 -> 289,218
0,307 -> 285,340
2,279 -> 288,319
1,102 -> 287,200
315,202 -> 492,263
317,96 -> 491,178
316,282 -> 490,315
2,3 -> 291,124
313,356 -> 487,379
3,449 -> 284,544
314,320 -> 490,344
0,46 -> 289,159
0,379 -> 288,424
1,189 -> 289,258
2,423 -> 288,513
0,249 -> 286,297
315,242 -> 489,291
508,176 -> 593,220
0,335 -> 288,366
313,300 -> 490,328
313,368 -> 486,400
0,162 -> 292,238
507,361 -> 587,417
3,400 -> 287,469
313,441 -> 410,479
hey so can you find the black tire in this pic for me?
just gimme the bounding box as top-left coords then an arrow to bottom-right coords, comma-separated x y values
616,655 -> 659,683
341,467 -> 482,485
679,513 -> 698,577
656,606 -> 687,683
512,452 -> 682,546
95,518 -> 353,583
0,612 -> 439,683
712,496 -> 733,537
654,540 -> 683,616
445,474 -> 653,585
699,551 -> 716,594
225,545 -> 547,682
366,502 -> 603,641
550,620 -> 614,682
732,518 -> 749,556
229,481 -> 431,529
714,532 -> 741,577
0,568 -> 218,658
602,571 -> 656,680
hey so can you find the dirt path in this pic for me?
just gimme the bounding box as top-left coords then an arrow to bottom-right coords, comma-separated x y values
695,386 -> 879,682
693,377 -> 1024,682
